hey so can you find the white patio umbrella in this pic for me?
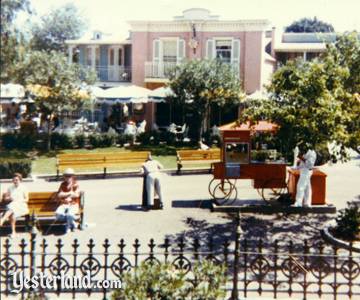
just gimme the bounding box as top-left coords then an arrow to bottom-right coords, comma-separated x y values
0,83 -> 25,98
148,86 -> 174,103
90,86 -> 106,99
102,85 -> 151,103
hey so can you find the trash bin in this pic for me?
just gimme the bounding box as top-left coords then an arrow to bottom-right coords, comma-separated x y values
288,168 -> 327,205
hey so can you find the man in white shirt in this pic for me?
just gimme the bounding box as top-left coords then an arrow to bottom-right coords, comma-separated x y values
141,154 -> 164,209
294,146 -> 317,207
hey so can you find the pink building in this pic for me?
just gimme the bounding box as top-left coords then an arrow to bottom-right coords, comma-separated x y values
66,9 -> 275,130
130,8 -> 273,93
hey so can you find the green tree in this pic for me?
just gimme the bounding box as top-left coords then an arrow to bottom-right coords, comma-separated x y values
285,17 -> 334,33
0,0 -> 31,82
240,33 -> 360,161
169,60 -> 244,141
322,32 -> 360,152
13,50 -> 96,150
31,3 -> 87,52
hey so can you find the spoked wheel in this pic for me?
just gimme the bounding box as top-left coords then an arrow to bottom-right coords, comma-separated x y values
208,178 -> 236,197
257,179 -> 288,204
210,179 -> 238,206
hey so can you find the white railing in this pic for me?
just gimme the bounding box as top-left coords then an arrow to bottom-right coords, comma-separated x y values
145,61 -> 239,79
93,66 -> 131,82
145,62 -> 178,79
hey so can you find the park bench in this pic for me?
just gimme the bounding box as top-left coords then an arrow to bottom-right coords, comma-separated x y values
176,149 -> 221,174
56,151 -> 150,178
0,191 -> 85,231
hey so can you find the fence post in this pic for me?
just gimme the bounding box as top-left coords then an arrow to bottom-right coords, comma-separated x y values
231,212 -> 242,300
29,214 -> 37,295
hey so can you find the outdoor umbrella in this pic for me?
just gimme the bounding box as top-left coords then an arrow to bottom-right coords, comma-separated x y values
0,83 -> 25,103
101,85 -> 151,103
148,86 -> 174,103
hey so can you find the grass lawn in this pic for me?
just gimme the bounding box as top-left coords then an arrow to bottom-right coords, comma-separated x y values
1,145 -> 214,175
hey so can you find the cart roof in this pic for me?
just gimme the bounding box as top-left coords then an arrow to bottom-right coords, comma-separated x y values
219,121 -> 278,132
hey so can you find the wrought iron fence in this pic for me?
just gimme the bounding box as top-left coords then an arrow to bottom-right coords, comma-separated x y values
1,224 -> 359,299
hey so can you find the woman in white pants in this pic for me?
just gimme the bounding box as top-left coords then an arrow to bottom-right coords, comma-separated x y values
294,149 -> 317,207
141,154 -> 164,209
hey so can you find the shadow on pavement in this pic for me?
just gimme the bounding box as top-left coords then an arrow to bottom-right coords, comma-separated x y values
172,199 -> 212,209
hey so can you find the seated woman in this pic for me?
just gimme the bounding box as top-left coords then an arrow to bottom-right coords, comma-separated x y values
56,168 -> 80,233
0,173 -> 29,238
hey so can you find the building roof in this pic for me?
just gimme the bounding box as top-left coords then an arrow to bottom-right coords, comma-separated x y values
220,121 -> 278,132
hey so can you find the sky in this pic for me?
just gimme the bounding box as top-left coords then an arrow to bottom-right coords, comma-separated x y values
18,0 -> 360,39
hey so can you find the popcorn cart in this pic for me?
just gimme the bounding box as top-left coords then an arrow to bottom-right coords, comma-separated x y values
209,122 -> 288,205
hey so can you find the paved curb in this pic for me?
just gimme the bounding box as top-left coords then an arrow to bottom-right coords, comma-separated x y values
321,222 -> 360,253
211,203 -> 337,214
34,167 -> 212,181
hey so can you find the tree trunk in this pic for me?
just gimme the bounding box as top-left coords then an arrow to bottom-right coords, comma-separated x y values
46,116 -> 52,151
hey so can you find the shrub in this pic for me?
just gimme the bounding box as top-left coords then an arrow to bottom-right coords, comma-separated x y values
74,134 -> 86,148
335,202 -> 360,240
0,159 -> 32,179
137,131 -> 160,146
111,260 -> 226,300
88,134 -> 102,148
117,134 -> 134,146
1,133 -> 36,150
160,131 -> 176,145
50,133 -> 74,150
100,133 -> 117,148
1,133 -> 18,150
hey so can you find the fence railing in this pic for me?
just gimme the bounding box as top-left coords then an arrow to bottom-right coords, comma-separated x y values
1,221 -> 359,299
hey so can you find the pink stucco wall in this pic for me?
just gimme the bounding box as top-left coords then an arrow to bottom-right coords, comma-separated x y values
131,30 -> 264,93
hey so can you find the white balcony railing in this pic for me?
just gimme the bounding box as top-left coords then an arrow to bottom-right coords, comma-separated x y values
89,66 -> 131,82
145,62 -> 178,79
145,61 -> 239,79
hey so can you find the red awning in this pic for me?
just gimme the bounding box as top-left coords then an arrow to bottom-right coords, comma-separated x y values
219,121 -> 278,132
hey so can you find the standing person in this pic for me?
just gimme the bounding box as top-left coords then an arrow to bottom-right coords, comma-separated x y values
0,173 -> 29,238
55,168 -> 80,232
294,146 -> 317,207
141,154 -> 164,210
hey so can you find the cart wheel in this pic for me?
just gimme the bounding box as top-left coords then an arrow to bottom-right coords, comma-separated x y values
213,181 -> 238,206
208,178 -> 236,198
259,180 -> 288,203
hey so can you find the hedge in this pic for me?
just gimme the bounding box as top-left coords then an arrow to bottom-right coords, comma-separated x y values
0,159 -> 32,179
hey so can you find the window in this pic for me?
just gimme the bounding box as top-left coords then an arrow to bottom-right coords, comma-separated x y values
215,40 -> 232,63
162,40 -> 177,63
95,48 -> 100,66
109,49 -> 114,65
118,49 -> 123,65
86,47 -> 92,66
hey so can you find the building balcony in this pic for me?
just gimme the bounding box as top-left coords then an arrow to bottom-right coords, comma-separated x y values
95,66 -> 131,82
145,61 -> 239,81
144,62 -> 178,81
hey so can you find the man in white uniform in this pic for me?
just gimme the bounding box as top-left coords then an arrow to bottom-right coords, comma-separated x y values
294,147 -> 317,207
141,154 -> 164,209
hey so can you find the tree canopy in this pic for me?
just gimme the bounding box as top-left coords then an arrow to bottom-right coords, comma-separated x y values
0,0 -> 31,82
31,3 -> 87,52
285,17 -> 334,33
240,33 -> 360,162
13,50 -> 96,149
169,60 -> 244,140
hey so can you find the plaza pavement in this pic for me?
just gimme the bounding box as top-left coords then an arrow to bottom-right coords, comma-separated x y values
0,154 -> 358,246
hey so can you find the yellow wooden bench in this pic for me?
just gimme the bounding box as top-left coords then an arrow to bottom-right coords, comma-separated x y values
0,191 -> 85,231
56,152 -> 150,177
176,149 -> 221,174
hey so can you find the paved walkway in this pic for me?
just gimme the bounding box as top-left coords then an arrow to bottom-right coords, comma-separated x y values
0,154 -> 359,246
